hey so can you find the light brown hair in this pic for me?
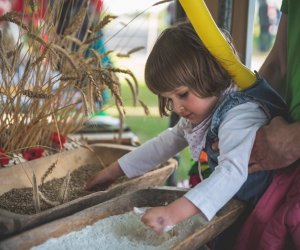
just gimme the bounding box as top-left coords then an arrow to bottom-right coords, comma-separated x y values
145,21 -> 234,116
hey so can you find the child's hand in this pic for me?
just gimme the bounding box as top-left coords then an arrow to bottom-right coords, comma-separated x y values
141,206 -> 175,234
85,169 -> 114,191
141,197 -> 201,234
85,161 -> 124,191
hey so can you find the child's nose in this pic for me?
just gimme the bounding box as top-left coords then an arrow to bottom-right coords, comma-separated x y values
173,101 -> 183,114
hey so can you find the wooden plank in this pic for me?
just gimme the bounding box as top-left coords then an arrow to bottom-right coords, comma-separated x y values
174,199 -> 245,249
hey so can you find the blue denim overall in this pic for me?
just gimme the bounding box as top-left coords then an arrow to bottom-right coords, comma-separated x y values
205,77 -> 288,205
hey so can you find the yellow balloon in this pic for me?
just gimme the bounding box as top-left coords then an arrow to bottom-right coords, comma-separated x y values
179,0 -> 256,89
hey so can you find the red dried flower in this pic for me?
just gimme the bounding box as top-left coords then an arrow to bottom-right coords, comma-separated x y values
51,132 -> 66,148
22,147 -> 45,161
189,174 -> 201,188
0,148 -> 9,166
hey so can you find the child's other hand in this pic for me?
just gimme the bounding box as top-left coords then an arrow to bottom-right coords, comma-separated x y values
141,206 -> 174,234
85,161 -> 124,191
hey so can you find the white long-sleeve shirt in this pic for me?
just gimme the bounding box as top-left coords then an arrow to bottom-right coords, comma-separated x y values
119,102 -> 268,220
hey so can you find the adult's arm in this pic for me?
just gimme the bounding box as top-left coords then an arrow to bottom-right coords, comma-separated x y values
258,13 -> 287,96
249,116 -> 300,173
250,13 -> 300,172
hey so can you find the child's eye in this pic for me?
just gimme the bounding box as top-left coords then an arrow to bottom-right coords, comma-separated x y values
178,91 -> 188,98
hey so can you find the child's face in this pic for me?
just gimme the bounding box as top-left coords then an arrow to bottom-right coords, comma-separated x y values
161,86 -> 218,125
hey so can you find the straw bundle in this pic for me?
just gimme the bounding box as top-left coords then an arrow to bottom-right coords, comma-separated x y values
0,0 -> 140,160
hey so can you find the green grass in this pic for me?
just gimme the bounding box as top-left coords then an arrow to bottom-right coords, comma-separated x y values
123,116 -> 168,142
120,82 -> 159,107
105,80 -> 192,183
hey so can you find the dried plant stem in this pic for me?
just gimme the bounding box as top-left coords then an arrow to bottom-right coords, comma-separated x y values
0,12 -> 29,31
125,78 -> 137,106
22,89 -> 54,99
0,0 -> 143,200
39,191 -> 60,207
32,171 -> 41,213
40,105 -> 66,185
139,100 -> 150,115
93,14 -> 117,33
153,0 -> 173,6
64,8 -> 87,36
59,169 -> 71,204
83,33 -> 104,45
27,33 -> 48,48
0,45 -> 11,74
41,162 -> 56,185
52,44 -> 79,71
116,46 -> 144,58
109,68 -> 139,96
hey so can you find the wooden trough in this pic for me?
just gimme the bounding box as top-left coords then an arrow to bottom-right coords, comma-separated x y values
0,144 -> 176,239
0,187 -> 245,250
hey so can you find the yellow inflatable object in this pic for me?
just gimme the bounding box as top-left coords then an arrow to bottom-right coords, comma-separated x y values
179,0 -> 256,89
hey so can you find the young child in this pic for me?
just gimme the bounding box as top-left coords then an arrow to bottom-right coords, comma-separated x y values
86,21 -> 287,247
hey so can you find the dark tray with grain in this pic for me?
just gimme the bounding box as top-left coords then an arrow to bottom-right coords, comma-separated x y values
0,143 -> 176,239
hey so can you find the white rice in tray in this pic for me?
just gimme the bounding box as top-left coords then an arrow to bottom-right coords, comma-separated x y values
32,210 -> 207,250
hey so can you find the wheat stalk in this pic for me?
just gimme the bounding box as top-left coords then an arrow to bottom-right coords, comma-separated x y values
41,163 -> 56,185
92,14 -> 117,33
39,191 -> 60,207
59,169 -> 71,204
0,0 -> 147,210
32,171 -> 41,213
0,12 -> 29,31
116,46 -> 144,58
22,89 -> 54,99
108,68 -> 139,96
139,100 -> 150,115
125,78 -> 137,106
64,8 -> 87,36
